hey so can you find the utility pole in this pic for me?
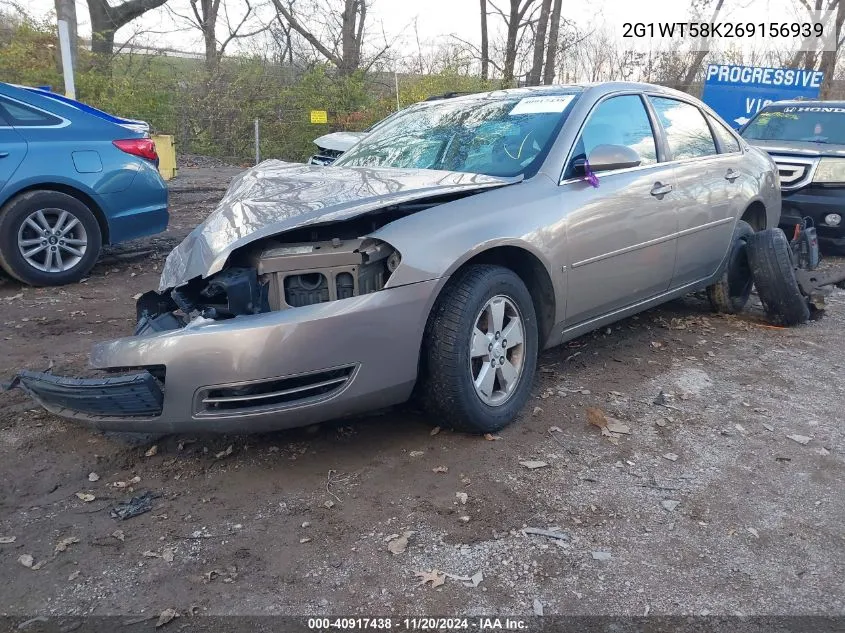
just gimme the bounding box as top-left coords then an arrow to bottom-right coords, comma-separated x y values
54,0 -> 78,97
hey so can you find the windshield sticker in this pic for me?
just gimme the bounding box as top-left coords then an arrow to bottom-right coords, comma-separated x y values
510,95 -> 574,115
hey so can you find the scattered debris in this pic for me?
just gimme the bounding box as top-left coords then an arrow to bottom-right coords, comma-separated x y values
155,608 -> 179,628
455,492 -> 468,505
663,453 -> 679,462
522,527 -> 570,541
532,407 -> 543,416
787,434 -> 811,445
430,426 -> 441,436
586,407 -> 630,442
113,476 -> 141,489
323,500 -> 335,509
162,548 -> 175,562
519,460 -> 548,470
484,433 -> 501,441
299,537 -> 312,544
459,515 -> 470,522
591,551 -> 612,561
387,531 -> 414,555
18,554 -> 34,568
144,445 -> 158,457
0,536 -> 16,544
762,423 -> 774,432
112,530 -> 125,542
110,491 -> 160,520
661,500 -> 680,512
301,522 -> 311,528
414,569 -> 446,587
88,472 -> 100,482
533,599 -> 544,616
432,466 -> 449,474
75,492 -> 95,503
442,570 -> 483,587
215,445 -> 234,459
817,447 -> 831,456
548,426 -> 562,433
409,451 -> 425,457
54,536 -> 80,553
747,527 -> 760,539
68,570 -> 81,581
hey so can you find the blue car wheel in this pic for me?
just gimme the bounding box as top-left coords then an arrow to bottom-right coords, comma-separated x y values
0,190 -> 102,286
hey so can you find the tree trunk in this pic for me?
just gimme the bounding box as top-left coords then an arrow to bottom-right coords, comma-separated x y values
819,0 -> 845,99
86,0 -> 169,57
502,0 -> 521,85
542,0 -> 562,84
527,0 -> 551,85
678,0 -> 724,92
480,0 -> 489,80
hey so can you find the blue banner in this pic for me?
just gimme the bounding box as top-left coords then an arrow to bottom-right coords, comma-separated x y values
701,64 -> 824,128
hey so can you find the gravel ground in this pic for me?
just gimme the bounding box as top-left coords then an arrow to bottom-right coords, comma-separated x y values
0,166 -> 843,624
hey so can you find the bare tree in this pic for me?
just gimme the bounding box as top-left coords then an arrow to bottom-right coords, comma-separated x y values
86,0 -> 169,55
542,0 -> 561,84
526,0 -> 551,84
819,0 -> 845,97
480,0 -> 489,79
271,0 -> 383,75
677,0 -> 725,91
489,0 -> 539,84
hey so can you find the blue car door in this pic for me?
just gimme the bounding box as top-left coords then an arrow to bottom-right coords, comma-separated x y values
0,113 -> 27,195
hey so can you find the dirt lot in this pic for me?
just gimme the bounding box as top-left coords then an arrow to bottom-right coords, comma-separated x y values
1,164 -> 843,623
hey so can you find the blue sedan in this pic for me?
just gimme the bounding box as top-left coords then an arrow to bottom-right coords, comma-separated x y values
0,82 -> 168,285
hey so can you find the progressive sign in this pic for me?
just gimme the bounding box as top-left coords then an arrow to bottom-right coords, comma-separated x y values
701,64 -> 824,128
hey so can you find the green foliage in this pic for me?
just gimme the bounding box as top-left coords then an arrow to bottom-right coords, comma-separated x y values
0,12 -> 495,163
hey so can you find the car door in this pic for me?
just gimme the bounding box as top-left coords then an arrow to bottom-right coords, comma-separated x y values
647,96 -> 737,288
0,108 -> 27,196
562,93 -> 679,326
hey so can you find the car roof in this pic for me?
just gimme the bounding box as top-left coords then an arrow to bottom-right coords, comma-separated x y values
429,81 -> 697,104
15,85 -> 148,127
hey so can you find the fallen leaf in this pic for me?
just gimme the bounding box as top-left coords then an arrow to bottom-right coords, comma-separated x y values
519,460 -> 548,470
0,536 -> 16,544
663,453 -> 679,462
88,472 -> 100,482
215,445 -> 234,459
430,426 -> 441,436
156,608 -> 179,628
432,466 -> 448,474
387,531 -> 414,555
18,554 -> 34,568
75,492 -> 95,502
484,433 -> 501,441
144,445 -> 158,457
162,548 -> 175,563
414,569 -> 446,587
787,434 -> 811,445
455,492 -> 468,505
55,536 -> 80,553
586,407 -> 610,435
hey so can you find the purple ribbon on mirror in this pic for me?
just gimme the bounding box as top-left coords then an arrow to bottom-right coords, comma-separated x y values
583,159 -> 599,188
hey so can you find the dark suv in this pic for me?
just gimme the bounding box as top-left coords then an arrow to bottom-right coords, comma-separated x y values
741,100 -> 845,251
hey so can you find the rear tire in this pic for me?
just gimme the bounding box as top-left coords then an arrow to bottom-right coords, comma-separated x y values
0,190 -> 102,286
707,220 -> 754,314
418,264 -> 538,434
746,228 -> 810,326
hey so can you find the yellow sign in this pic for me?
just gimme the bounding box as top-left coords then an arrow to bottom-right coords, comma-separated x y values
310,110 -> 328,124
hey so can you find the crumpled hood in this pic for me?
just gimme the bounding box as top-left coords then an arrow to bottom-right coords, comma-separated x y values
159,160 -> 517,290
313,131 -> 368,152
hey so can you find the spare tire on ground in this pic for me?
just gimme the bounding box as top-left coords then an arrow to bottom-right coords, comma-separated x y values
707,220 -> 754,314
746,228 -> 810,326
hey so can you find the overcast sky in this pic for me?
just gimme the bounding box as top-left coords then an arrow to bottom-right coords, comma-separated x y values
22,0 -> 821,60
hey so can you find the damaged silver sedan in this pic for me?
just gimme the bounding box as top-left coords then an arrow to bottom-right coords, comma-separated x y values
13,82 -> 780,434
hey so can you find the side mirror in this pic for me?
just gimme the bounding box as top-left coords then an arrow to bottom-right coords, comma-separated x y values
574,144 -> 642,174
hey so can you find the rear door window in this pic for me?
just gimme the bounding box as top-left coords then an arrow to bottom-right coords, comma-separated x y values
0,98 -> 64,127
708,115 -> 741,153
649,97 -> 717,160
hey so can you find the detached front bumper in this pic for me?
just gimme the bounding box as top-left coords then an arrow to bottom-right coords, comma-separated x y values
13,279 -> 439,433
781,185 -> 845,250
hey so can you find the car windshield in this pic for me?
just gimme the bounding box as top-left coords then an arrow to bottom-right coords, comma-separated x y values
741,105 -> 845,144
333,91 -> 580,177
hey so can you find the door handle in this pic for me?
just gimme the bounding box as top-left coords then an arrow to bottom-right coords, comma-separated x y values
725,168 -> 739,182
0,152 -> 9,158
650,182 -> 673,198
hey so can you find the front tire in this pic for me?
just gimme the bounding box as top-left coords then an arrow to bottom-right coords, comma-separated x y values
746,228 -> 810,326
419,264 -> 539,434
0,190 -> 102,286
707,220 -> 754,314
